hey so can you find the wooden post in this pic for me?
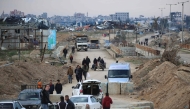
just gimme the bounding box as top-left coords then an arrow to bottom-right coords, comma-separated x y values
41,44 -> 46,62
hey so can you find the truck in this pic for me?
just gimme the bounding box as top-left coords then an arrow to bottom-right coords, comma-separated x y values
17,85 -> 63,109
75,35 -> 88,51
105,62 -> 133,83
89,38 -> 100,49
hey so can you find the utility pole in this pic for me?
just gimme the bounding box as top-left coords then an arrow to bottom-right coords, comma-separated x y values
178,1 -> 189,43
159,8 -> 165,36
166,4 -> 177,37
135,18 -> 138,43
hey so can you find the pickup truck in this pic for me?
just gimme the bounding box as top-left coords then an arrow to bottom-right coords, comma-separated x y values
17,89 -> 42,109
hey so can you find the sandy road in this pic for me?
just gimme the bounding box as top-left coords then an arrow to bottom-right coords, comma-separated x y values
61,48 -> 116,97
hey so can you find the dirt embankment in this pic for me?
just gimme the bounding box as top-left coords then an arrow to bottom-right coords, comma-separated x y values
0,59 -> 77,100
133,59 -> 190,109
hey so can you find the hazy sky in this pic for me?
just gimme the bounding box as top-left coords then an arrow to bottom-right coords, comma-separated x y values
0,0 -> 190,18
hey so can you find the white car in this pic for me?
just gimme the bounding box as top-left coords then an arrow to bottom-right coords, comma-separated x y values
72,80 -> 103,103
0,100 -> 26,109
70,95 -> 102,109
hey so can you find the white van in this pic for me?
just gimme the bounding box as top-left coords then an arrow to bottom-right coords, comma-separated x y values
105,63 -> 132,83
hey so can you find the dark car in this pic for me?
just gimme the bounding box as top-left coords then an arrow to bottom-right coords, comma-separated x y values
17,89 -> 42,109
89,43 -> 100,49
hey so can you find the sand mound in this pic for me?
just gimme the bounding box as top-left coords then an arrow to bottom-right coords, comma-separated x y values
134,60 -> 190,109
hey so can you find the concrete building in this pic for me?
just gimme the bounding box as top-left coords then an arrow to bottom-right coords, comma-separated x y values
41,12 -> 47,19
10,9 -> 24,17
170,12 -> 181,21
115,12 -> 129,22
74,13 -> 85,21
110,12 -> 129,22
26,14 -> 36,18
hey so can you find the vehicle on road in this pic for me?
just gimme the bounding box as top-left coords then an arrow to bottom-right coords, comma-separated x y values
0,100 -> 26,109
75,35 -> 88,51
39,103 -> 58,109
17,89 -> 42,109
104,43 -> 111,49
105,63 -> 132,83
71,80 -> 103,103
70,95 -> 102,109
89,43 -> 100,49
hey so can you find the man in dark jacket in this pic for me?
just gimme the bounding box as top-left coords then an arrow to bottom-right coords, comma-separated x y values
63,48 -> 68,58
78,66 -> 83,82
85,56 -> 91,71
82,63 -> 88,80
55,80 -> 62,94
82,58 -> 86,65
57,96 -> 66,109
102,93 -> 113,109
74,65 -> 79,82
65,95 -> 75,109
41,84 -> 52,109
97,56 -> 101,62
49,80 -> 54,94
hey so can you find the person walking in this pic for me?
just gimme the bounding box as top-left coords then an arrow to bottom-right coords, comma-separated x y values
92,58 -> 98,69
85,56 -> 90,71
72,46 -> 75,54
57,96 -> 67,109
102,93 -> 113,109
41,84 -> 52,109
70,55 -> 73,63
67,66 -> 73,83
74,65 -> 79,82
49,80 -> 54,94
63,48 -> 68,58
55,80 -> 62,94
82,63 -> 88,80
82,58 -> 86,65
78,66 -> 83,82
65,95 -> 75,109
97,56 -> 101,62
37,79 -> 42,89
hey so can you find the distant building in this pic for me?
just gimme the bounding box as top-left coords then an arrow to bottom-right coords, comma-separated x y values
41,12 -> 47,19
115,12 -> 129,22
110,12 -> 129,22
26,14 -> 36,18
110,14 -> 117,21
170,12 -> 181,21
1,11 -> 9,18
74,13 -> 85,21
10,9 -> 24,17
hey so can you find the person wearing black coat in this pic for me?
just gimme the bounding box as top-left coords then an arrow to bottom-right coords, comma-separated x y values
65,95 -> 75,109
41,84 -> 52,109
57,96 -> 66,109
78,66 -> 83,82
85,56 -> 91,70
55,80 -> 62,94
63,48 -> 68,58
49,80 -> 54,94
82,58 -> 86,65
97,56 -> 101,62
74,65 -> 79,82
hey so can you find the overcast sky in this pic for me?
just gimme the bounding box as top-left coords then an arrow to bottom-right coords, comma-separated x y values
0,0 -> 190,18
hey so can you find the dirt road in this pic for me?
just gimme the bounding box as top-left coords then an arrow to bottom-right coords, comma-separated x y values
61,48 -> 116,96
